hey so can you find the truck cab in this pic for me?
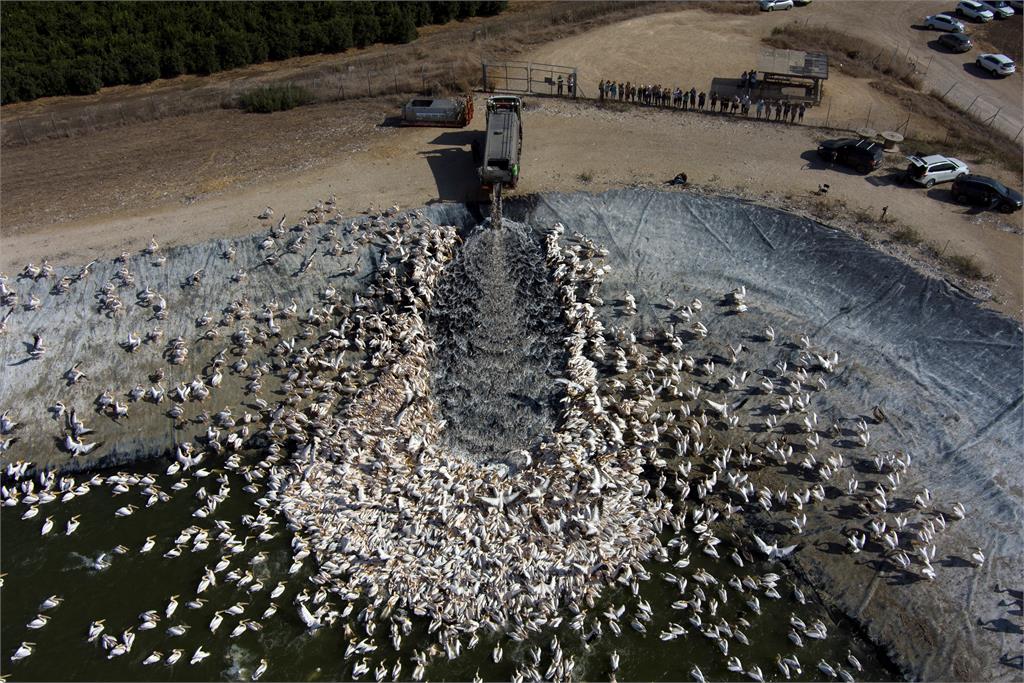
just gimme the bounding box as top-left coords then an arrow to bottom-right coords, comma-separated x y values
479,96 -> 523,189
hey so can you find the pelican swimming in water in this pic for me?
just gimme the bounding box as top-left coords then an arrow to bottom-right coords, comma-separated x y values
252,658 -> 268,680
143,651 -> 163,665
40,516 -> 54,535
26,614 -> 50,629
65,515 -> 81,535
40,595 -> 62,611
165,649 -> 183,665
140,536 -> 156,553
114,504 -> 137,518
10,641 -> 34,662
190,646 -> 210,665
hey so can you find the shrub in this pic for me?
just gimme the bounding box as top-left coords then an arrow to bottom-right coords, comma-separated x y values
238,84 -> 314,113
943,253 -> 987,280
891,225 -> 922,245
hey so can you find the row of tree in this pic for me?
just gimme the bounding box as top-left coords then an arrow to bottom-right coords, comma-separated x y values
1,1 -> 505,104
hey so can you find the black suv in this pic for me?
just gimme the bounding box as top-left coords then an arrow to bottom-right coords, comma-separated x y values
951,174 -> 1023,213
817,138 -> 885,173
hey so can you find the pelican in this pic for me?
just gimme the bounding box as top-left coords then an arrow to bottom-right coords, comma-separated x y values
141,536 -> 156,553
40,595 -> 63,611
27,614 -> 50,629
66,515 -> 82,536
209,611 -> 225,632
166,649 -> 183,665
143,651 -> 163,665
190,646 -> 210,664
10,642 -> 34,662
40,516 -> 54,535
87,619 -> 105,642
969,547 -> 985,567
166,624 -> 189,637
846,651 -> 863,672
166,595 -> 179,618
114,504 -> 137,517
253,658 -> 268,680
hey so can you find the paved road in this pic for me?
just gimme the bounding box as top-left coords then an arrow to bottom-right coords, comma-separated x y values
810,0 -> 1023,140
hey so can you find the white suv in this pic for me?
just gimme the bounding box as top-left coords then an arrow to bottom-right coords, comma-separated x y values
976,53 -> 1017,76
905,155 -> 970,187
759,0 -> 795,10
979,0 -> 1015,17
956,0 -> 995,20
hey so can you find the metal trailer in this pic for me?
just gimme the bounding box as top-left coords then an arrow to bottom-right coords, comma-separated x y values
400,95 -> 473,127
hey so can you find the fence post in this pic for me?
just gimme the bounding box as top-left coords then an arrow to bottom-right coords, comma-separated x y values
393,65 -> 399,94
985,107 -> 1001,127
865,102 -> 872,128
964,94 -> 980,115
366,70 -> 372,97
942,82 -> 956,98
825,98 -> 831,128
423,65 -> 427,92
1015,125 -> 1024,142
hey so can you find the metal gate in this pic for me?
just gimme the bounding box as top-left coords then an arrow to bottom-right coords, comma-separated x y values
482,61 -> 579,98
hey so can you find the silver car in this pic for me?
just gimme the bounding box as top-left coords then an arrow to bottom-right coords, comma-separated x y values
924,13 -> 967,31
905,154 -> 970,187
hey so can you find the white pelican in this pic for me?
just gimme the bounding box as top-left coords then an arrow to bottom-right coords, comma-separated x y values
65,515 -> 81,535
40,595 -> 62,611
143,651 -> 163,665
165,649 -> 183,665
27,614 -> 50,629
190,646 -> 210,665
40,516 -> 54,535
140,536 -> 156,553
114,504 -> 137,517
252,658 -> 268,680
165,595 -> 179,618
208,611 -> 224,632
166,624 -> 189,637
10,642 -> 34,662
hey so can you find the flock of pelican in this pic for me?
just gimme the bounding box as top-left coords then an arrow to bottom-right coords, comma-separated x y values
0,200 -> 986,681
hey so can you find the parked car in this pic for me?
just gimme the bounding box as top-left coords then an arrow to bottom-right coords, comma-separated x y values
978,0 -> 1015,17
817,139 -> 885,173
951,174 -> 1023,212
793,0 -> 813,5
975,53 -> 1016,76
938,32 -> 974,52
956,0 -> 995,20
759,0 -> 795,10
1009,0 -> 1023,10
905,155 -> 969,187
924,13 -> 966,31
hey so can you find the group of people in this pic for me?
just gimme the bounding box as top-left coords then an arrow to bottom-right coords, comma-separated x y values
595,77 -> 807,124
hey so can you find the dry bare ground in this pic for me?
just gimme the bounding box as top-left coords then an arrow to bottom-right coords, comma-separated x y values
0,1 -> 1021,316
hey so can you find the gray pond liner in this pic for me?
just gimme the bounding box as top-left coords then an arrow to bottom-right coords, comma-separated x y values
422,189 -> 1023,681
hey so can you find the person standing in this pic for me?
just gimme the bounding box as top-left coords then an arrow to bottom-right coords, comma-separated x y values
698,91 -> 706,111
774,100 -> 782,121
557,75 -> 564,96
599,79 -> 605,102
682,89 -> 690,110
798,102 -> 806,123
782,100 -> 791,122
755,98 -> 764,119
710,91 -> 718,111
790,102 -> 798,123
731,95 -> 739,114
720,95 -> 728,113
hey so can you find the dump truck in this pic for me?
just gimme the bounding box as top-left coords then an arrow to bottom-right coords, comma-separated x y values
478,95 -> 523,223
479,95 -> 522,190
400,94 -> 473,127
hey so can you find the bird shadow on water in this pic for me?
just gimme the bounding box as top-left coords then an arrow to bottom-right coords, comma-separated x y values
814,540 -> 848,556
939,554 -> 974,569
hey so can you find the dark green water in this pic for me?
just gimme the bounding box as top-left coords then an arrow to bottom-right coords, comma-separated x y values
1,457 -> 899,682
